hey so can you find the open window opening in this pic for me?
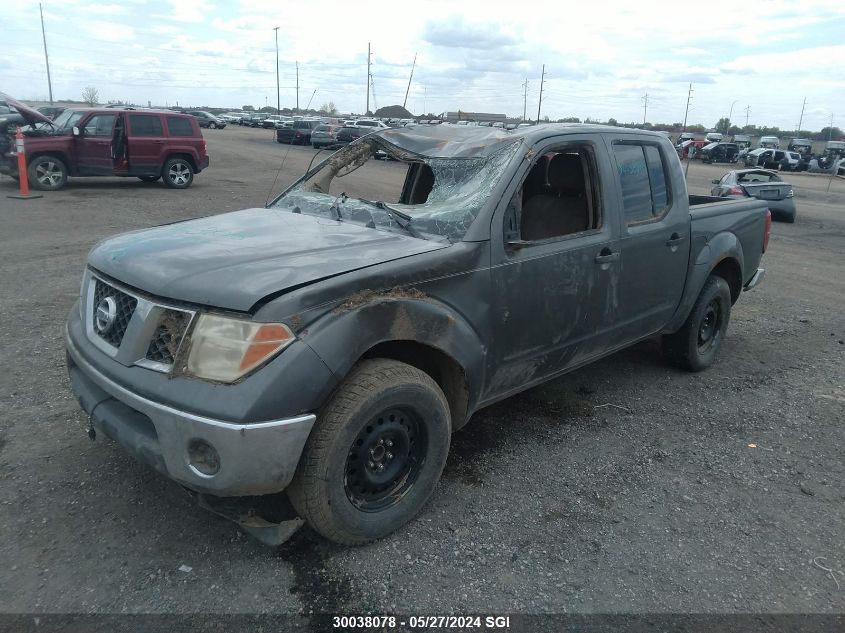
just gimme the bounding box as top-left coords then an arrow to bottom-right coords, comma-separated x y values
509,145 -> 601,242
272,138 -> 519,242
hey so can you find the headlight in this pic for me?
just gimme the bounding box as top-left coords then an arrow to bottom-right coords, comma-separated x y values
186,314 -> 295,382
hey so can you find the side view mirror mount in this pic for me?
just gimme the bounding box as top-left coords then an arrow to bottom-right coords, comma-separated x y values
72,126 -> 80,137
711,179 -> 720,184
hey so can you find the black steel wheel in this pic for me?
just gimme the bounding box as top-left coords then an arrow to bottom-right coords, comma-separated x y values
344,407 -> 426,512
288,359 -> 451,545
662,275 -> 732,372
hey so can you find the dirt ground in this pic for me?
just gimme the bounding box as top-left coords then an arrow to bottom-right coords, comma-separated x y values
0,125 -> 843,618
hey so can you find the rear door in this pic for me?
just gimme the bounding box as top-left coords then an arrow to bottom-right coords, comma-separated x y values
76,113 -> 117,175
126,113 -> 165,175
606,137 -> 691,345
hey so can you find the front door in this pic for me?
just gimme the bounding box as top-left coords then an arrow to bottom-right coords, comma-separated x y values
605,138 -> 691,346
76,113 -> 117,175
486,136 -> 620,401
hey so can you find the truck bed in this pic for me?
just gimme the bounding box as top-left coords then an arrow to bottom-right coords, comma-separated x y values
687,194 -> 769,287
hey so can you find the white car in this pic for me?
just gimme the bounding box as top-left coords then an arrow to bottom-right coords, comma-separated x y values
349,119 -> 389,130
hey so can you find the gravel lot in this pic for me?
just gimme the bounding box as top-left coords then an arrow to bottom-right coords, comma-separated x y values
0,125 -> 843,618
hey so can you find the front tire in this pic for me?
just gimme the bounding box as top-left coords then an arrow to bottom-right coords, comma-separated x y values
209,122 -> 217,129
28,155 -> 68,191
288,359 -> 451,545
162,157 -> 194,189
662,275 -> 732,372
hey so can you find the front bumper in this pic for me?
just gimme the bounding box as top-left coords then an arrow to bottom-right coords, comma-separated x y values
66,326 -> 316,496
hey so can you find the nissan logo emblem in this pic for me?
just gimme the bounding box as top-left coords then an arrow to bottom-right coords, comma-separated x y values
95,297 -> 117,334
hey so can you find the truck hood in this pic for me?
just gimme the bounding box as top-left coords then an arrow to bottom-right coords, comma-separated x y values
88,208 -> 449,311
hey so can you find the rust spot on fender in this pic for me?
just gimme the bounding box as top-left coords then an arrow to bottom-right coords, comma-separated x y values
333,286 -> 427,314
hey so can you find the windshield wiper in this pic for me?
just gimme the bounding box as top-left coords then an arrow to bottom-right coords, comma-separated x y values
357,199 -> 426,240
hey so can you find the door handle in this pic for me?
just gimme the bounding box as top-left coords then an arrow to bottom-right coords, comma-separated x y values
153,140 -> 165,144
594,248 -> 619,264
666,232 -> 686,246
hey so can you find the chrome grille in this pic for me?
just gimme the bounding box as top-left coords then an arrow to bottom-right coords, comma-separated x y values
92,280 -> 137,348
145,310 -> 190,365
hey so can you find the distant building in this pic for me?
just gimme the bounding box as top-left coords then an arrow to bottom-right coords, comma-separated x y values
443,111 -> 507,123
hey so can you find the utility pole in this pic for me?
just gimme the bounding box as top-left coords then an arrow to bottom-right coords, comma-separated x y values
39,3 -> 53,105
681,83 -> 693,133
366,43 -> 371,115
744,104 -> 750,128
273,27 -> 280,114
797,96 -> 807,134
296,61 -> 300,113
522,79 -> 529,122
642,92 -> 649,125
403,53 -> 417,110
423,85 -> 426,115
536,64 -> 545,124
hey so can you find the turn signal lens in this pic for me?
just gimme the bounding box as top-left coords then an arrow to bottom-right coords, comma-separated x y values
186,315 -> 294,382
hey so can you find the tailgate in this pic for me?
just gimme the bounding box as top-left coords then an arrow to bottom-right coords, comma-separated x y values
741,182 -> 791,201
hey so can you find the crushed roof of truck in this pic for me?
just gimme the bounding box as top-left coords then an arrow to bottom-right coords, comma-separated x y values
371,122 -> 663,159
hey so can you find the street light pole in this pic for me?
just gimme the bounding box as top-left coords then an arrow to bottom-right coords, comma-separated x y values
273,27 -> 280,114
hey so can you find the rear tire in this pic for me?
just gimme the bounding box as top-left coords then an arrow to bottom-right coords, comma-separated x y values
209,122 -> 217,129
162,157 -> 194,189
662,275 -> 732,372
288,359 -> 451,545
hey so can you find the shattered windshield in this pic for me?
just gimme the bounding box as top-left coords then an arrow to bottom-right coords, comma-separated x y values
270,137 -> 520,241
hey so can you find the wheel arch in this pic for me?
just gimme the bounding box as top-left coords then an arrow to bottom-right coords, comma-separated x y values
299,297 -> 484,431
28,150 -> 70,169
164,152 -> 197,172
663,231 -> 744,333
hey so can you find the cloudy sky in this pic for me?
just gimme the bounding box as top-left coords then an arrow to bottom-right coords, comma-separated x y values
3,0 -> 844,130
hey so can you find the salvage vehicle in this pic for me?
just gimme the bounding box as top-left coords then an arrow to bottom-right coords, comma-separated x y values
185,110 -> 226,129
787,138 -> 812,155
65,124 -> 770,545
0,95 -> 209,190
276,119 -> 321,145
711,169 -> 795,222
700,142 -> 740,163
759,135 -> 780,149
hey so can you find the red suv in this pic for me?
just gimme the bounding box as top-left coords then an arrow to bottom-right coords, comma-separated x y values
1,96 -> 210,190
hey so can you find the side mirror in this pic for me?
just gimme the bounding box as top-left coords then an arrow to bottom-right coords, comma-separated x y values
72,126 -> 80,137
711,179 -> 720,184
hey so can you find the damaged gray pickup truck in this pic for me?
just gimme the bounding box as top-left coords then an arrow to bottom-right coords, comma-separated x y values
66,124 -> 771,544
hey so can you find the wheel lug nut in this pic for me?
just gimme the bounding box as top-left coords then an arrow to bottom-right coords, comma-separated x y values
386,440 -> 393,447
386,452 -> 393,460
377,464 -> 385,471
378,439 -> 384,445
368,461 -> 375,468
